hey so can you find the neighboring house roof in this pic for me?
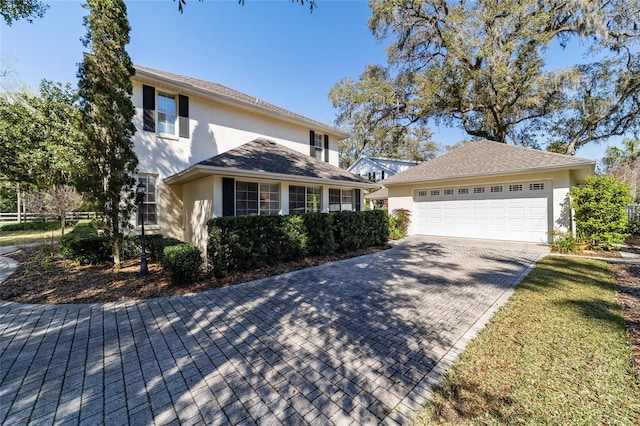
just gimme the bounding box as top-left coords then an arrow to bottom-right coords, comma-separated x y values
365,187 -> 389,200
381,140 -> 595,186
165,138 -> 379,188
347,156 -> 421,175
133,64 -> 349,140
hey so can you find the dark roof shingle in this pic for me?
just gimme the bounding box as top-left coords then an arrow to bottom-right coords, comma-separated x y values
197,138 -> 372,185
382,140 -> 595,185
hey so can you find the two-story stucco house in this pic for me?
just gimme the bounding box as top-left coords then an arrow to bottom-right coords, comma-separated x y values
129,64 -> 377,252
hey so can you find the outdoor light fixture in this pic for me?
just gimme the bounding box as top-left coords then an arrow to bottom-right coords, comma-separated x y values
136,182 -> 149,276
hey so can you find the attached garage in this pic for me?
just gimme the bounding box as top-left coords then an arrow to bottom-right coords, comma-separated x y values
413,181 -> 550,243
381,141 -> 595,244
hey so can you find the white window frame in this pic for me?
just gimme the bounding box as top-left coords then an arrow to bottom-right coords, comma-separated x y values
313,132 -> 324,161
329,188 -> 354,212
136,174 -> 158,227
157,91 -> 177,137
236,181 -> 280,216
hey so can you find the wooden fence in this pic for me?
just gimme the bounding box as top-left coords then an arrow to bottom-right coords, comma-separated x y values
0,212 -> 100,223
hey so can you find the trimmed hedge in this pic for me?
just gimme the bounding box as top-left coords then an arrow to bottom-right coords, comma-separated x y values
121,235 -> 183,263
59,220 -> 110,265
0,220 -> 61,232
207,210 -> 388,277
161,243 -> 203,285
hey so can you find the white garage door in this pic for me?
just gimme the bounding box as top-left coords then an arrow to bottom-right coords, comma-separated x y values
413,182 -> 550,243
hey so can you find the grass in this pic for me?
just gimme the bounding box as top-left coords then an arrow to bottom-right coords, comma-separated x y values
416,256 -> 640,425
0,228 -> 67,246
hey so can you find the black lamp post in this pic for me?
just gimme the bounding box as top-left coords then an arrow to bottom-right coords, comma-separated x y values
135,182 -> 149,276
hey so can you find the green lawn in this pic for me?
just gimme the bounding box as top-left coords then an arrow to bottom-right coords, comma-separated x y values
0,228 -> 66,246
416,256 -> 640,425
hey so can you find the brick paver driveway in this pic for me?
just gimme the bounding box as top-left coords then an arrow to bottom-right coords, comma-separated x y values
0,237 -> 546,425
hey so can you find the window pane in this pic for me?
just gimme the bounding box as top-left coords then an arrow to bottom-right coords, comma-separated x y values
136,175 -> 157,226
236,181 -> 258,216
260,183 -> 279,215
157,92 -> 176,135
329,188 -> 341,212
307,187 -> 321,213
289,185 -> 305,214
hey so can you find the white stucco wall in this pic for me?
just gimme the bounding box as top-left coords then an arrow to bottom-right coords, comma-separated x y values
387,170 -> 579,242
129,79 -> 345,244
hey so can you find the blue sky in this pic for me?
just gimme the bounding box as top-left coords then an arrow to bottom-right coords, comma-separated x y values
0,0 -> 629,163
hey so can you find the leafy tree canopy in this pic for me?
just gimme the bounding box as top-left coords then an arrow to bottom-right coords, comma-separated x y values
330,65 -> 437,168
331,0 -> 640,155
0,0 -> 48,25
602,138 -> 640,200
0,81 -> 85,189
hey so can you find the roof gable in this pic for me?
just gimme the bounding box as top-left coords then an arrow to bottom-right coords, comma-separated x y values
133,64 -> 349,139
192,138 -> 373,185
382,140 -> 595,185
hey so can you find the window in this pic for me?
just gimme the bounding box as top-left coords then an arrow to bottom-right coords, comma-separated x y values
289,186 -> 321,214
417,190 -> 428,197
474,187 -> 485,194
313,132 -> 324,161
444,189 -> 454,195
490,185 -> 503,193
235,182 -> 280,216
430,190 -> 440,196
136,175 -> 157,226
509,184 -> 523,192
260,183 -> 280,215
530,182 -> 545,191
236,182 -> 258,216
157,92 -> 177,135
458,188 -> 469,195
329,188 -> 353,212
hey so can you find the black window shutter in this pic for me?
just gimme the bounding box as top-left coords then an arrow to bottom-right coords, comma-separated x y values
142,85 -> 155,132
222,178 -> 235,217
178,94 -> 189,138
355,189 -> 361,211
324,135 -> 329,162
309,130 -> 315,157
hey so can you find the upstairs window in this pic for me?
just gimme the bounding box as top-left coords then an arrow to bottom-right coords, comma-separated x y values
310,130 -> 329,162
157,92 -> 177,136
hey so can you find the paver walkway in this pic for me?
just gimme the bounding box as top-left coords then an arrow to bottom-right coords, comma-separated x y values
0,237 -> 546,425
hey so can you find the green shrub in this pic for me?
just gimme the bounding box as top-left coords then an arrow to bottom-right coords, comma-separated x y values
121,235 -> 183,262
303,212 -> 336,256
207,211 -> 388,277
161,243 -> 203,285
550,230 -> 578,253
570,176 -> 632,249
0,220 -> 61,232
60,220 -> 110,265
333,210 -> 389,252
389,208 -> 411,240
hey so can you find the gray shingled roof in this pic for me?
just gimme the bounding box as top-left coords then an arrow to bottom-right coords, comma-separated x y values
133,64 -> 348,139
382,140 -> 595,185
194,138 -> 373,185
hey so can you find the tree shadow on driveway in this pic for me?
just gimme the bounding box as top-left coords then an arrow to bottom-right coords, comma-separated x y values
0,239 -> 543,425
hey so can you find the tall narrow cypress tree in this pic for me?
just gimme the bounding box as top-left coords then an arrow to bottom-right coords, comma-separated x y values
77,0 -> 137,268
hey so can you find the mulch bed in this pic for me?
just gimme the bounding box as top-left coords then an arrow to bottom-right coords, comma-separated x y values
0,244 -> 387,305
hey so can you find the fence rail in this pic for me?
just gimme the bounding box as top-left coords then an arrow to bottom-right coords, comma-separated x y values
0,212 -> 100,223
